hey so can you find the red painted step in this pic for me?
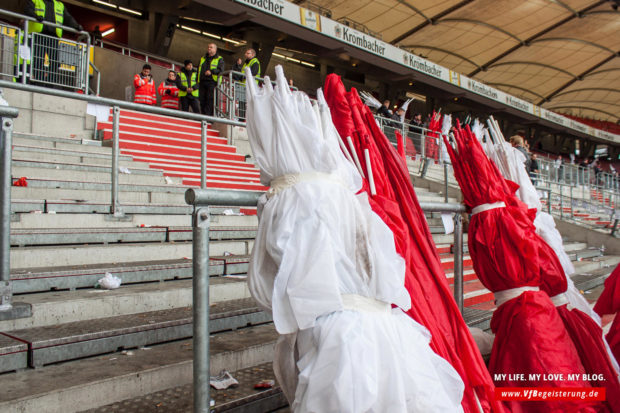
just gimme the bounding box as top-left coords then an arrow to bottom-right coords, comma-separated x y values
97,109 -> 264,192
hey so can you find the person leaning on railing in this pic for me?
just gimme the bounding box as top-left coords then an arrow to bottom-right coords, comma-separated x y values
176,60 -> 200,113
198,42 -> 224,116
158,70 -> 180,110
133,63 -> 156,105
24,0 -> 83,85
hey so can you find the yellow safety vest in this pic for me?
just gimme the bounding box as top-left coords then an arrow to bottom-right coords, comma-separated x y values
241,57 -> 260,84
28,0 -> 65,38
198,55 -> 222,82
178,71 -> 199,97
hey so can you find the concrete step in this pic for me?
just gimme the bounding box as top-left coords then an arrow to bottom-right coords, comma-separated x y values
12,147 -> 137,167
83,363 -> 287,413
0,277 -> 249,331
10,226 -> 257,246
13,132 -> 104,147
0,325 -> 277,413
12,166 -> 182,186
13,158 -> 163,177
2,298 -> 271,369
11,212 -> 257,229
12,199 -> 194,215
10,255 -> 249,294
11,240 -> 254,269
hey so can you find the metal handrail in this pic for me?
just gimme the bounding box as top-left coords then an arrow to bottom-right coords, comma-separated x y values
185,187 -> 465,412
0,104 -> 18,311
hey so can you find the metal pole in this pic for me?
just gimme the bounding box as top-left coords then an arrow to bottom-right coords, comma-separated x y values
443,163 -> 449,203
570,185 -> 574,218
193,206 -> 210,413
110,106 -> 121,215
201,121 -> 208,189
84,36 -> 91,95
453,212 -> 464,314
560,183 -> 564,219
0,110 -> 17,311
21,21 -> 28,85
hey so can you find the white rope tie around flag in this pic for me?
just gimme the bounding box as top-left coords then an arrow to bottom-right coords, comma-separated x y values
471,201 -> 506,216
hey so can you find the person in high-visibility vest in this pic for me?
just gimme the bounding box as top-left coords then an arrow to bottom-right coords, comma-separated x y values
241,48 -> 261,83
198,43 -> 224,116
24,0 -> 82,85
133,64 -> 156,105
176,60 -> 200,113
158,71 -> 180,110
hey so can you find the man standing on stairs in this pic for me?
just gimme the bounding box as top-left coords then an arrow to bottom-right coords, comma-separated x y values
198,43 -> 224,117
133,64 -> 156,105
158,70 -> 179,110
176,60 -> 200,113
24,0 -> 83,87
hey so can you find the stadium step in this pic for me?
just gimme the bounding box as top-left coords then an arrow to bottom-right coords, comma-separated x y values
10,240 -> 255,269
1,297 -> 271,369
0,325 -> 278,413
0,277 -> 249,332
96,109 -> 267,191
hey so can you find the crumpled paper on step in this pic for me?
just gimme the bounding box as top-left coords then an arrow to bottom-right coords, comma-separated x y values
210,370 -> 238,390
96,272 -> 122,289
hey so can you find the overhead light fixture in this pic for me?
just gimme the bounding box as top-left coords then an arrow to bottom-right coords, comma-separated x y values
408,81 -> 413,86
286,57 -> 300,63
222,37 -> 240,45
202,32 -> 221,39
272,53 -> 285,59
301,61 -> 315,68
102,27 -> 115,37
118,6 -> 142,16
93,0 -> 116,8
181,25 -> 201,34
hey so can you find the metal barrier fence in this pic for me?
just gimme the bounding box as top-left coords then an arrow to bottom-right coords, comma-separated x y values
0,8 -> 92,93
185,188 -> 466,413
215,70 -> 298,121
0,23 -> 19,82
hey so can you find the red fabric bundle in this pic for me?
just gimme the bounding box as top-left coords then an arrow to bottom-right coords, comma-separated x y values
444,123 -> 603,412
324,75 -> 502,413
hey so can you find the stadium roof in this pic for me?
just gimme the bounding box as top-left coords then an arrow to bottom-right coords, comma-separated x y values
297,0 -> 620,123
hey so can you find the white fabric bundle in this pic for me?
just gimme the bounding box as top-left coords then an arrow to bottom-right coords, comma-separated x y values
246,65 -> 464,412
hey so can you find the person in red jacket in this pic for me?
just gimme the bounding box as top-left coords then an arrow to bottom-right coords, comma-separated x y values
158,71 -> 180,110
134,64 -> 156,105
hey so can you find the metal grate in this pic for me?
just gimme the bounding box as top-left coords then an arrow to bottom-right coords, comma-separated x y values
30,32 -> 87,90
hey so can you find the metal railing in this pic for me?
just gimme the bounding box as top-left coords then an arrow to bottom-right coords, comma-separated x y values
215,70 -> 298,121
0,103 -> 19,311
0,8 -> 92,94
0,79 -> 244,312
185,187 -> 466,412
0,22 -> 19,81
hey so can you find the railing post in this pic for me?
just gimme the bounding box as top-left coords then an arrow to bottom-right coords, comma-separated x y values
443,162 -> 449,203
560,183 -> 564,219
201,121 -> 208,189
453,212 -> 464,314
570,185 -> 574,218
0,109 -> 17,311
193,206 -> 211,413
21,21 -> 28,85
110,106 -> 122,216
84,35 -> 91,95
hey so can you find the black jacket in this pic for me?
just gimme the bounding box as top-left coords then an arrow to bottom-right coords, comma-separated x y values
176,68 -> 198,98
25,0 -> 81,37
376,105 -> 391,118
